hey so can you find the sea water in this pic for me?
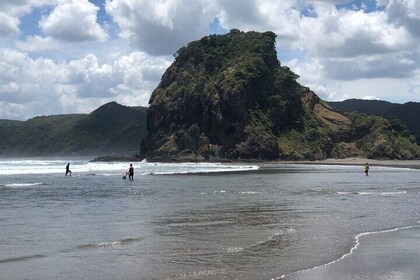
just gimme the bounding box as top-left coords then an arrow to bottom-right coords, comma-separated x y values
0,159 -> 419,279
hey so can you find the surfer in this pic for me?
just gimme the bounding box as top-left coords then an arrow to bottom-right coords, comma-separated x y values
365,162 -> 369,176
65,163 -> 72,176
128,164 -> 134,181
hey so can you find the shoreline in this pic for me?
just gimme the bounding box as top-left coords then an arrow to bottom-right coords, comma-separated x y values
281,224 -> 420,280
285,158 -> 420,170
89,155 -> 420,170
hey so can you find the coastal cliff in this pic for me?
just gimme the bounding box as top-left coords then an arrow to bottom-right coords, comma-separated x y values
140,30 -> 420,161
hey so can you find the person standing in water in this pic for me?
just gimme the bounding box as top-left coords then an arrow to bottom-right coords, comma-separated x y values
128,164 -> 134,181
65,163 -> 72,176
365,162 -> 369,176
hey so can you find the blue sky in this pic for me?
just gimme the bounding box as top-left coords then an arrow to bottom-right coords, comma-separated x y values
0,0 -> 419,120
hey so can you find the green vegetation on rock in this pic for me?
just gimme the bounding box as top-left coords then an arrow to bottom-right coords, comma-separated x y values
141,30 -> 305,160
0,102 -> 147,157
141,30 -> 420,161
328,99 -> 420,145
347,113 -> 419,159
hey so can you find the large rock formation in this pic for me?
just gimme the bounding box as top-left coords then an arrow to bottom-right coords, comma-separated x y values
141,30 -> 420,161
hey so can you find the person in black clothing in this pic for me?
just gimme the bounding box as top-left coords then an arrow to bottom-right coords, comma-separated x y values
65,163 -> 72,176
128,164 -> 134,180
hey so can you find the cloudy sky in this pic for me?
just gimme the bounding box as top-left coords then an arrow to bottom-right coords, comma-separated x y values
0,0 -> 419,120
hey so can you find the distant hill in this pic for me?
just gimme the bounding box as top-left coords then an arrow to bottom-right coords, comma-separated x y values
328,99 -> 420,144
140,30 -> 420,160
0,102 -> 147,157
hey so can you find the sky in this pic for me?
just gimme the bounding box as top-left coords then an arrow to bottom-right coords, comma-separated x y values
0,0 -> 419,120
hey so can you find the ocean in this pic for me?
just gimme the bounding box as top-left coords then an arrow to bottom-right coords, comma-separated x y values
0,159 -> 419,280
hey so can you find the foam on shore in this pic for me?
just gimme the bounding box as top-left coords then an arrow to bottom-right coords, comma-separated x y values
279,224 -> 420,280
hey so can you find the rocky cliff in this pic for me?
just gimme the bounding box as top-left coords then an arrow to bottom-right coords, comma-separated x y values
141,30 -> 420,161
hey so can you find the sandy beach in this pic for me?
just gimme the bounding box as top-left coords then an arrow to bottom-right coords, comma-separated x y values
284,225 -> 420,280
287,158 -> 420,170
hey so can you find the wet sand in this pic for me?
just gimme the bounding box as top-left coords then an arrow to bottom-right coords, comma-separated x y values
283,225 -> 420,280
287,158 -> 420,170
279,158 -> 420,280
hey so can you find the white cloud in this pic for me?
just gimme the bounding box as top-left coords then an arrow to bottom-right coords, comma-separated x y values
40,0 -> 108,42
386,0 -> 420,37
0,12 -> 20,36
0,48 -> 171,120
299,7 -> 415,58
0,0 -> 57,37
362,95 -> 380,100
105,0 -> 214,55
205,1 -> 419,83
216,0 -> 303,46
335,78 -> 418,102
1,0 -> 420,120
15,35 -> 61,52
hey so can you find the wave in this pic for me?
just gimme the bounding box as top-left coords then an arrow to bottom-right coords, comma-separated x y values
0,159 -> 259,176
226,228 -> 296,254
337,190 -> 407,196
201,190 -> 226,195
359,191 -> 407,195
278,224 -> 420,279
202,190 -> 258,196
0,254 -> 47,263
162,268 -> 228,279
3,182 -> 45,188
251,228 -> 296,247
148,163 -> 259,175
238,191 -> 259,195
76,237 -> 142,250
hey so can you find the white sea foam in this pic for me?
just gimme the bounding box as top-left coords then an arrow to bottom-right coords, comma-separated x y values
238,191 -> 259,195
76,238 -> 142,249
149,164 -> 259,175
213,190 -> 226,194
336,190 -> 407,196
201,190 -> 230,195
336,191 -> 352,195
358,191 -> 407,195
3,182 -> 44,188
246,228 -> 296,251
0,159 -> 259,176
278,224 -> 420,280
227,247 -> 244,253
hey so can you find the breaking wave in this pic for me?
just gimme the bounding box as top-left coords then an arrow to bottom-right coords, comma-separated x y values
76,238 -> 143,250
3,182 -> 45,188
0,159 -> 259,176
0,254 -> 47,263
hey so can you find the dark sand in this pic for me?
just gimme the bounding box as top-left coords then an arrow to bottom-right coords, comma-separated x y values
288,158 -> 420,170
283,225 -> 420,280
280,159 -> 420,280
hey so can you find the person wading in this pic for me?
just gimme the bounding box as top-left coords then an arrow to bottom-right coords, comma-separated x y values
128,164 -> 134,181
65,163 -> 72,176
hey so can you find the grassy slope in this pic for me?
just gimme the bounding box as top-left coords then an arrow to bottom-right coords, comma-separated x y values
328,99 -> 420,144
0,102 -> 147,157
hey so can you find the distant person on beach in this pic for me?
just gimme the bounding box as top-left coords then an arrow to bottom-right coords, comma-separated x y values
365,163 -> 369,176
65,163 -> 72,176
128,164 -> 134,180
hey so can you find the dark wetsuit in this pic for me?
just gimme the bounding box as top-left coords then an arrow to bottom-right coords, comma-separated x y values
128,166 -> 134,180
66,164 -> 71,176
